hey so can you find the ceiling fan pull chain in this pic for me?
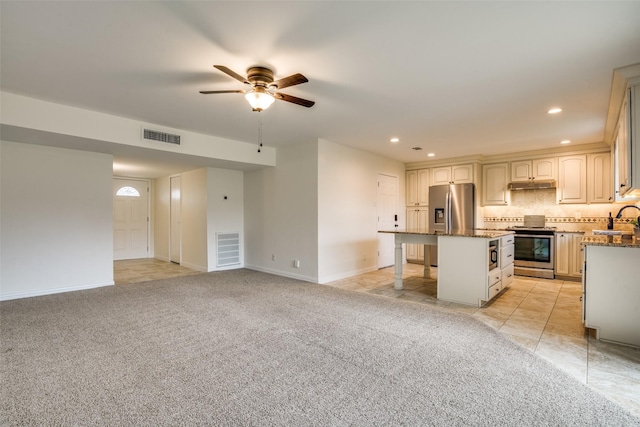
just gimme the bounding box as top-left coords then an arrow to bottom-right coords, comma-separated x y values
258,114 -> 263,153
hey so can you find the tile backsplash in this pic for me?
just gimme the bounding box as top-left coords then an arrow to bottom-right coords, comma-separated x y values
481,189 -> 639,232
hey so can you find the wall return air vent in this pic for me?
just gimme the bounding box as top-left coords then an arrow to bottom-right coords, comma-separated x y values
142,128 -> 181,145
216,232 -> 241,268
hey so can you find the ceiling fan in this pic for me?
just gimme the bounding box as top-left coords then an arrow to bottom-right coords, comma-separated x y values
200,65 -> 315,111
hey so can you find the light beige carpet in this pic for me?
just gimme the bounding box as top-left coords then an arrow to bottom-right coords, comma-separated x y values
1,269 -> 638,426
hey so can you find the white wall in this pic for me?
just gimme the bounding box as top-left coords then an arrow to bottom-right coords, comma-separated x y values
1,92 -> 276,168
207,168 -> 244,270
154,168 -> 245,271
244,142 -> 319,281
245,139 -> 405,284
0,141 -> 113,300
317,139 -> 406,283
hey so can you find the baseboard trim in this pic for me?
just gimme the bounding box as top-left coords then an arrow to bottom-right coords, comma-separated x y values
244,265 -> 319,284
317,266 -> 378,284
0,281 -> 115,301
179,261 -> 207,272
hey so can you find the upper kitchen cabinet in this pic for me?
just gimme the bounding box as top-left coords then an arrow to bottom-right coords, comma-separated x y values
482,163 -> 509,206
605,63 -> 640,200
510,158 -> 557,182
431,164 -> 474,186
587,152 -> 613,203
558,155 -> 587,204
406,169 -> 430,206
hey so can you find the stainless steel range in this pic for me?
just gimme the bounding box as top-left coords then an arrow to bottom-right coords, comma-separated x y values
507,215 -> 555,279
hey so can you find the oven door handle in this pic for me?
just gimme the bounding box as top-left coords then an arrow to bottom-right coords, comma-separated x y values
514,234 -> 554,239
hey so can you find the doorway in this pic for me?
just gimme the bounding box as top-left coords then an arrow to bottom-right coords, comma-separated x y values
377,174 -> 398,268
113,178 -> 149,260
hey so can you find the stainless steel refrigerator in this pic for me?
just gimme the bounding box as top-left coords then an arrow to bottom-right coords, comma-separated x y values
428,183 -> 475,265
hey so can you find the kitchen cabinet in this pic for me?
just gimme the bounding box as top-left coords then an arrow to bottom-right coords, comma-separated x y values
500,233 -> 515,288
437,233 -> 514,307
587,152 -> 613,203
558,155 -> 587,204
406,169 -> 430,206
583,244 -> 640,347
510,158 -> 557,182
430,164 -> 474,185
555,232 -> 584,280
405,207 -> 429,261
482,163 -> 509,206
614,93 -> 630,198
614,82 -> 640,199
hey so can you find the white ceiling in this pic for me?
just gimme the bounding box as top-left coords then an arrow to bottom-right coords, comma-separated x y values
2,1 -> 640,177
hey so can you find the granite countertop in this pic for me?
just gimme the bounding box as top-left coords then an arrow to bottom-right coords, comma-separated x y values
378,229 -> 514,238
581,234 -> 640,248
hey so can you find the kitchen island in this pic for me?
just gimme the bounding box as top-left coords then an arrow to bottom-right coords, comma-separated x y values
379,229 -> 514,306
581,234 -> 640,347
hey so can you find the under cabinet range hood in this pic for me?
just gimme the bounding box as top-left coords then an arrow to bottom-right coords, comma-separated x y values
508,179 -> 556,191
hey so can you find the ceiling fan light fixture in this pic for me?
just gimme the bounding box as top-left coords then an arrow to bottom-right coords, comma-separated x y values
245,90 -> 275,111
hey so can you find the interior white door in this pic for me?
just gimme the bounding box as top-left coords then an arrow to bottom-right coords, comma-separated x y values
170,176 -> 181,264
113,178 -> 149,260
377,174 -> 398,268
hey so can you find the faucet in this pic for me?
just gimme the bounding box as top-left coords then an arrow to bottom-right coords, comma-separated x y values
615,204 -> 640,219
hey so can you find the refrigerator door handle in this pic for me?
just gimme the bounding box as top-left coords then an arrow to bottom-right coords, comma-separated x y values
445,191 -> 452,232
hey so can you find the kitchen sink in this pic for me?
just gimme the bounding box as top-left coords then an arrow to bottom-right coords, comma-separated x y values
591,229 -> 633,235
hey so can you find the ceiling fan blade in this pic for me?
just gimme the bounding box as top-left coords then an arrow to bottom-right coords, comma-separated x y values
199,90 -> 245,94
213,65 -> 250,85
274,92 -> 315,108
271,73 -> 308,90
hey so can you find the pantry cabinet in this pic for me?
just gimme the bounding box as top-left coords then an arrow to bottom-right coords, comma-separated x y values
587,152 -> 613,203
558,155 -> 587,204
430,164 -> 474,185
510,158 -> 557,182
406,169 -> 430,206
482,163 -> 509,206
555,232 -> 584,279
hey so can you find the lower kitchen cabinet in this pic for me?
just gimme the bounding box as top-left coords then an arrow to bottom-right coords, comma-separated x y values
437,233 -> 514,307
555,232 -> 584,280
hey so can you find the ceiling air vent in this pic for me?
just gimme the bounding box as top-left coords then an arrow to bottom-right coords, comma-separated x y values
142,128 -> 181,145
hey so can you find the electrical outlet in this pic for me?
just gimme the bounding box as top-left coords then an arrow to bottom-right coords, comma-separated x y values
272,254 -> 276,261
294,259 -> 300,268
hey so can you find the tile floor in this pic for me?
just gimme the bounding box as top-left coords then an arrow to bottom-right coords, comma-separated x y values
114,258 -> 202,285
114,259 -> 640,417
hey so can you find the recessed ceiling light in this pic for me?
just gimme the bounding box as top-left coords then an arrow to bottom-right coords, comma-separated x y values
560,140 -> 571,144
547,107 -> 563,114
427,153 -> 435,157
390,137 -> 399,143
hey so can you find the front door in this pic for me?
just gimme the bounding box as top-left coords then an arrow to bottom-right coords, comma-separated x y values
113,178 -> 149,260
377,174 -> 398,268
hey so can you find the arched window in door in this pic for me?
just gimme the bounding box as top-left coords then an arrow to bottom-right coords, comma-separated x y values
116,186 -> 140,197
